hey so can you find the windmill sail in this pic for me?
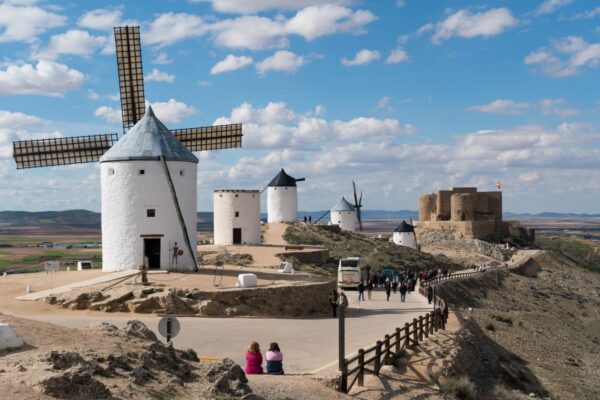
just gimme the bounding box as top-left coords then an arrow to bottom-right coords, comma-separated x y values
13,134 -> 118,169
114,26 -> 146,132
171,124 -> 242,151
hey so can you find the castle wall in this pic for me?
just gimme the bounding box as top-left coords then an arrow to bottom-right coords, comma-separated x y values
418,194 -> 437,221
436,190 -> 452,220
451,193 -> 475,221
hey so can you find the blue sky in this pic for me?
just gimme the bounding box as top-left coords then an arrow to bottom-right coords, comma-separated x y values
0,0 -> 599,213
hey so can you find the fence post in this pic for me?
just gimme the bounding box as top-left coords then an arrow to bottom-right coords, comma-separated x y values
340,358 -> 348,393
440,307 -> 446,330
434,309 -> 440,332
412,318 -> 418,347
418,315 -> 424,342
404,322 -> 410,348
384,334 -> 391,364
374,340 -> 382,375
358,349 -> 365,387
424,313 -> 430,339
395,327 -> 401,355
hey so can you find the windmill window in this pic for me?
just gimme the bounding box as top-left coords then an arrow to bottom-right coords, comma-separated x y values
235,211 -> 239,217
108,168 -> 115,176
147,209 -> 156,217
179,170 -> 185,176
139,169 -> 145,175
235,194 -> 239,198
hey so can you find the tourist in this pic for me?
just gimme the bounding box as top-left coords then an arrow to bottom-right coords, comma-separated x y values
266,342 -> 284,375
427,285 -> 433,304
399,282 -> 407,302
384,279 -> 391,301
339,290 -> 349,307
308,216 -> 312,224
392,278 -> 398,294
367,279 -> 373,300
244,341 -> 263,374
329,289 -> 339,318
303,216 -> 307,223
357,281 -> 365,301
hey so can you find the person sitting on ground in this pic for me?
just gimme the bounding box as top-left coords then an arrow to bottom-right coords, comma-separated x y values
244,341 -> 263,374
266,342 -> 284,375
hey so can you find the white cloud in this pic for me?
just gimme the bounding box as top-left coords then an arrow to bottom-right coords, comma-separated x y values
0,60 -> 84,96
0,110 -> 42,128
210,54 -> 253,75
525,36 -> 600,77
210,16 -> 288,50
0,2 -> 66,43
468,98 -> 579,118
31,29 -> 108,60
77,7 -> 135,31
148,99 -> 197,124
94,106 -> 121,124
153,52 -> 172,65
285,4 -> 376,41
386,47 -> 409,64
144,68 -> 175,83
341,49 -> 380,66
376,96 -> 391,110
424,8 -> 518,44
468,99 -> 531,114
256,51 -> 305,74
202,0 -> 353,14
536,0 -> 573,15
145,13 -> 209,47
571,7 -> 600,20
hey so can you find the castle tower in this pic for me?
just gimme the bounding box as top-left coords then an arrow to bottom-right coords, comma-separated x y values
213,190 -> 261,245
99,107 -> 198,272
392,220 -> 417,249
266,169 -> 303,223
330,197 -> 358,232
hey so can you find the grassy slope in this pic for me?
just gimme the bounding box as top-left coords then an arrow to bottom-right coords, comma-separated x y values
283,224 -> 459,272
535,235 -> 600,273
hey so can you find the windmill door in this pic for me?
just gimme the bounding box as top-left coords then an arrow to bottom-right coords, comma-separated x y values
144,238 -> 161,269
232,228 -> 242,244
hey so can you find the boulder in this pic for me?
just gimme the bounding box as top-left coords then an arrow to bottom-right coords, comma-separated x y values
37,371 -> 111,399
0,323 -> 24,350
121,320 -> 158,342
127,296 -> 161,313
196,300 -> 226,316
89,291 -> 134,312
159,292 -> 193,314
207,358 -> 252,397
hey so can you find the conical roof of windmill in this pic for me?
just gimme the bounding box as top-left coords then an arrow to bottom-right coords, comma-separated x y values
268,169 -> 298,187
332,196 -> 356,212
394,220 -> 415,233
100,107 -> 198,163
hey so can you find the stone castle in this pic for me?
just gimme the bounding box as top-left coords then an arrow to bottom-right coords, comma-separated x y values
416,187 -> 534,242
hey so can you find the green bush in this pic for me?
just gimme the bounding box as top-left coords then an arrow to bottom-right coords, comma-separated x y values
485,323 -> 496,332
439,376 -> 477,400
491,314 -> 513,325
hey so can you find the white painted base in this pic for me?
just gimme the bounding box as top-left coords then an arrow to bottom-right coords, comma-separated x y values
0,323 -> 24,350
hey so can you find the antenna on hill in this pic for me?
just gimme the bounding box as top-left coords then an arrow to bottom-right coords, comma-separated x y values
352,181 -> 363,231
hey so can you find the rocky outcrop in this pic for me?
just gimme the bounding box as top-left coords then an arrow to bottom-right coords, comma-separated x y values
51,280 -> 335,317
207,358 -> 253,398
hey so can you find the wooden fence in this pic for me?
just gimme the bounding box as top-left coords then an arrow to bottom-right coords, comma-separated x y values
339,294 -> 448,393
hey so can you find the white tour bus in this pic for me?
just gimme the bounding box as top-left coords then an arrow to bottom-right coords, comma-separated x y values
338,257 -> 368,289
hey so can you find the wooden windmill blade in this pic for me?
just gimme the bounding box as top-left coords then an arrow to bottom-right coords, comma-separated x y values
13,134 -> 118,169
171,123 -> 243,151
114,26 -> 146,132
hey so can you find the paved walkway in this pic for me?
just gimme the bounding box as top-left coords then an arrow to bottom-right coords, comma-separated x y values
24,287 -> 432,375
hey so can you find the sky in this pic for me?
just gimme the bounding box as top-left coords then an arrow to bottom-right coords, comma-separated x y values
0,0 -> 599,214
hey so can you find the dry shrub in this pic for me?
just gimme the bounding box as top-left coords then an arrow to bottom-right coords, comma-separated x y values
439,375 -> 477,400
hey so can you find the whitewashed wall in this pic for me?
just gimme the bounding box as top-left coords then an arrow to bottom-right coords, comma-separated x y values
100,160 -> 197,272
331,210 -> 358,232
392,232 -> 417,249
267,186 -> 297,223
213,190 -> 261,245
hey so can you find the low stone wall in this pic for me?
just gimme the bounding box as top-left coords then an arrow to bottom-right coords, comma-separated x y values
277,249 -> 330,264
48,279 -> 336,318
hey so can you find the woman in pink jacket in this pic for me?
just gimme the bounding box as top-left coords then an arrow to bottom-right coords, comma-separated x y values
244,341 -> 263,374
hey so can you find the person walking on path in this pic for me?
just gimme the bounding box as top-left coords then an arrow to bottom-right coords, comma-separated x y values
392,279 -> 398,294
329,289 -> 339,318
367,280 -> 373,300
357,281 -> 365,301
399,282 -> 408,302
384,279 -> 391,301
427,285 -> 433,304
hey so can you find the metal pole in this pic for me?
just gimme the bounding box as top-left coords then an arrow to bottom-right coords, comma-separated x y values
166,316 -> 172,343
338,300 -> 345,370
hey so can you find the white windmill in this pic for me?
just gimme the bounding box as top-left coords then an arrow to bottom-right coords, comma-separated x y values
265,169 -> 305,223
315,181 -> 364,232
392,220 -> 417,249
12,27 -> 243,272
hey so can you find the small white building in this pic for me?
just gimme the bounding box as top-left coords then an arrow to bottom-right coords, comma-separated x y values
267,169 -> 304,223
331,197 -> 358,232
100,107 -> 198,272
392,220 -> 417,249
213,189 -> 261,245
